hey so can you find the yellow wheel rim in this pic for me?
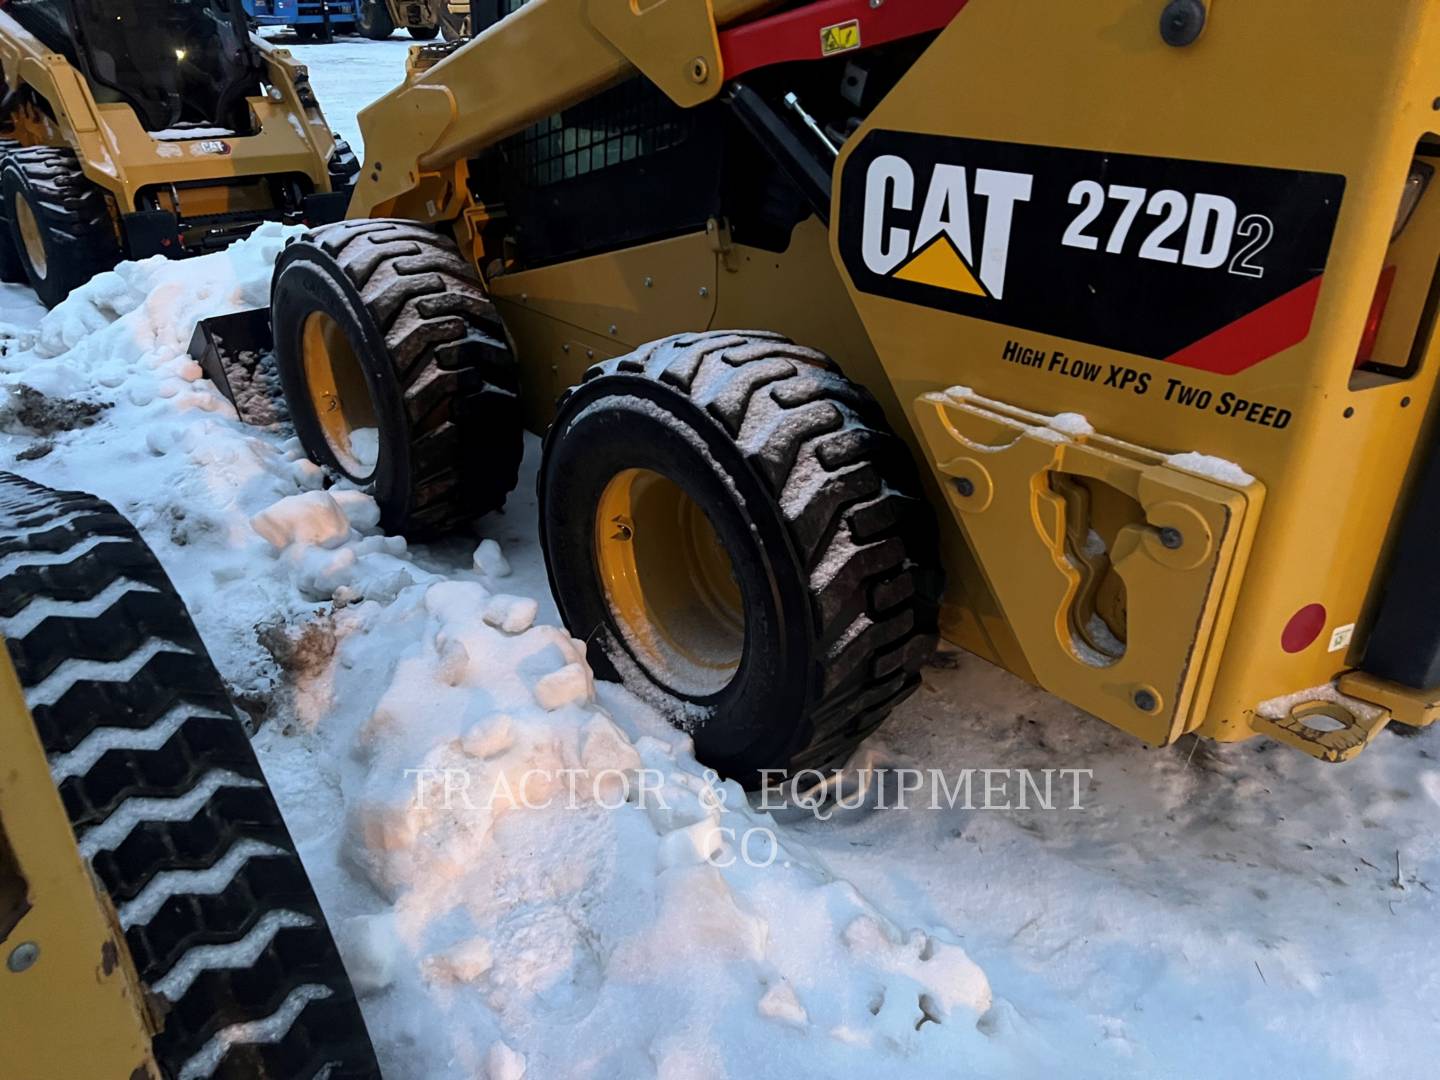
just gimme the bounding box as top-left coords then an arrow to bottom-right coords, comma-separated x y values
14,194 -> 46,280
301,310 -> 379,478
594,468 -> 744,695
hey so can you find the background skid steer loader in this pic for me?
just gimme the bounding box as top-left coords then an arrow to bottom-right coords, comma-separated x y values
0,0 -> 357,307
433,1 -> 511,41
438,0 -> 472,40
0,473 -> 379,1079
240,0 -> 1440,782
357,0 -> 487,41
356,0 -> 441,39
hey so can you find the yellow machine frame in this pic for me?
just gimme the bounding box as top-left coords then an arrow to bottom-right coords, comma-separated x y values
344,0 -> 1440,762
0,649 -> 160,1080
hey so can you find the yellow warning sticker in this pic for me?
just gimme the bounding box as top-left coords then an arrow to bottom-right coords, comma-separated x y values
820,19 -> 861,56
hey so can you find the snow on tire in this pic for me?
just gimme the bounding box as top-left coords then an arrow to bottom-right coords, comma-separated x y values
271,219 -> 523,539
0,473 -> 379,1079
540,330 -> 943,784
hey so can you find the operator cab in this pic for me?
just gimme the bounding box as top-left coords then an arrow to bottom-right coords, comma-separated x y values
6,0 -> 262,132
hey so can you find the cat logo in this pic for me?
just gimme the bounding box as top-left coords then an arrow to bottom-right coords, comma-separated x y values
860,154 -> 1033,300
841,131 -> 1346,370
820,19 -> 860,55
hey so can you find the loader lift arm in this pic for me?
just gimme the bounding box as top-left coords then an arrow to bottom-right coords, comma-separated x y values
349,0 -> 963,223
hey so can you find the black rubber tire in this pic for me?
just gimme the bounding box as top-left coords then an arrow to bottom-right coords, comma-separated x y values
1,146 -> 121,309
407,24 -> 440,39
271,219 -> 523,538
0,472 -> 380,1079
327,137 -> 361,195
540,330 -> 942,784
357,0 -> 395,38
0,137 -> 27,284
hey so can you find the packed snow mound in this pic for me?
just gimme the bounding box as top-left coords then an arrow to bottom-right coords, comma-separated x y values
27,220 -> 291,363
0,230 -> 1007,1077
332,574 -> 994,1075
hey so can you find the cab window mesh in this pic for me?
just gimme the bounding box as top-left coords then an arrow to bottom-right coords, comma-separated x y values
505,78 -> 695,188
487,76 -> 721,269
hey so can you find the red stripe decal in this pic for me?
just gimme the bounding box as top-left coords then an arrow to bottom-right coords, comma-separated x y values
1163,275 -> 1325,375
719,0 -> 970,82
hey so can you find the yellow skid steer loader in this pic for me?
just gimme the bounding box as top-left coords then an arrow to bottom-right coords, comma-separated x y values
207,0 -> 1440,781
356,0 -> 441,39
0,0 -> 357,306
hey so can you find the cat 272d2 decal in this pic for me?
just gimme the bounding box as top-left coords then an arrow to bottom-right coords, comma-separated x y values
838,131 -> 1346,375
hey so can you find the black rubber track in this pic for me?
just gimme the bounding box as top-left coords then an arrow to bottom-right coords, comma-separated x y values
0,473 -> 379,1080
0,145 -> 121,308
541,330 -> 942,781
272,218 -> 523,538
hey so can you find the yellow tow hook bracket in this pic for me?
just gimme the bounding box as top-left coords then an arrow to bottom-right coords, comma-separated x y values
1249,690 -> 1392,763
914,388 -> 1265,747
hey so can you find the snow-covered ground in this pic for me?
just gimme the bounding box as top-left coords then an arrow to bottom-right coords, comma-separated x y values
0,35 -> 1436,1080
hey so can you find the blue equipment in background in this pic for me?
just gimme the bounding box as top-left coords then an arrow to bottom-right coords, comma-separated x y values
243,1 -> 358,36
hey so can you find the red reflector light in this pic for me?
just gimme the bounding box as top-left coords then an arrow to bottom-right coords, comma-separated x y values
1355,264 -> 1398,367
1281,604 -> 1327,654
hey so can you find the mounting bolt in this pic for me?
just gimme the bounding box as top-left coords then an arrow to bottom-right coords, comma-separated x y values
7,941 -> 39,973
1133,689 -> 1158,712
869,0 -> 884,7
608,324 -> 618,335
689,57 -> 709,84
953,477 -> 975,498
1159,0 -> 1206,47
643,276 -> 654,288
698,286 -> 709,298
1158,526 -> 1183,549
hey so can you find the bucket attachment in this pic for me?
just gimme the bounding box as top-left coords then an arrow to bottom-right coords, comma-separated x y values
914,388 -> 1265,746
187,308 -> 281,426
